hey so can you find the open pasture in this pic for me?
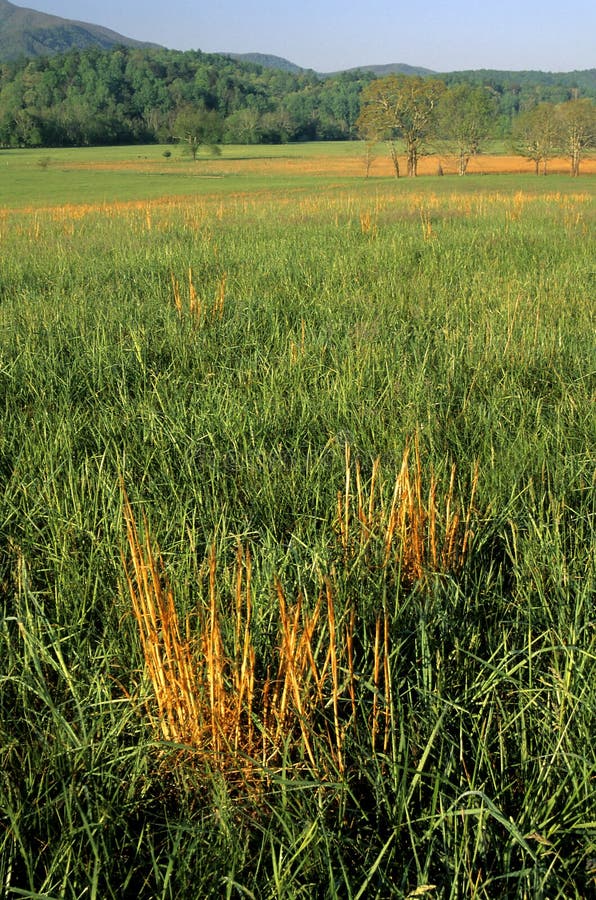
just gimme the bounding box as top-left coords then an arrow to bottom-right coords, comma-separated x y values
0,145 -> 595,897
1,140 -> 595,209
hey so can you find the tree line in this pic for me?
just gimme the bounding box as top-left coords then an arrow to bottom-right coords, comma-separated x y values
0,46 -> 370,147
0,45 -> 594,173
357,76 -> 596,176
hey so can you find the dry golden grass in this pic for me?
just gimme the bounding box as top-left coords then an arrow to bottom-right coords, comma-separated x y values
13,177 -> 593,233
121,486 -> 204,747
122,488 -> 354,780
63,151 -> 596,178
122,442 -> 478,783
337,436 -> 478,584
171,267 -> 227,323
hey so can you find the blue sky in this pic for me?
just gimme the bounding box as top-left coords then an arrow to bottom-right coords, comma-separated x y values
22,0 -> 596,72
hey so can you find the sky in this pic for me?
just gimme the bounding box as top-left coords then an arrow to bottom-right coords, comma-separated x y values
19,0 -> 596,73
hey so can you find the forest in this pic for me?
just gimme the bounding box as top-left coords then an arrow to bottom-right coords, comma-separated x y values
0,44 -> 594,149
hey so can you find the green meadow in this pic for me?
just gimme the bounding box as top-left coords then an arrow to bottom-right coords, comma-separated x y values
0,143 -> 594,898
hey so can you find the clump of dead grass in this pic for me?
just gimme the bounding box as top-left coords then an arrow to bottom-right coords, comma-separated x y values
337,436 -> 478,585
122,491 -> 356,781
171,267 -> 226,323
122,440 -> 477,785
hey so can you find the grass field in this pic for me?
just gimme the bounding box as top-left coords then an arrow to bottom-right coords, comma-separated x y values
2,140 -> 595,209
0,142 -> 595,898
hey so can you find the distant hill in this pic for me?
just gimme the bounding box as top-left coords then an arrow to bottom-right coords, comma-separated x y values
326,62 -> 437,77
440,67 -> 596,94
0,0 -> 161,60
0,0 -> 593,99
226,53 -> 308,74
226,54 -> 435,78
228,54 -> 595,95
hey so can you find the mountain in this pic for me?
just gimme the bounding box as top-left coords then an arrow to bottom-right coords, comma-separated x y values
226,56 -> 592,88
0,0 -> 592,94
325,62 -> 437,77
226,53 -> 308,74
226,53 -> 435,78
441,67 -> 596,91
0,0 -> 161,60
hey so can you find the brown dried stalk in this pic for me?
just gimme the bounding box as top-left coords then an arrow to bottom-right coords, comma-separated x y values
121,486 -> 203,747
214,272 -> 226,319
171,267 -> 227,324
339,435 -> 478,584
171,272 -> 182,316
123,443 -> 477,790
122,493 -> 361,780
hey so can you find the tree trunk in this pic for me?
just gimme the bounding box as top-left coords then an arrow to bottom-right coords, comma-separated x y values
364,142 -> 374,177
389,142 -> 400,178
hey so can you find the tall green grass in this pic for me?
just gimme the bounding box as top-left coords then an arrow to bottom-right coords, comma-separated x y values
0,170 -> 594,897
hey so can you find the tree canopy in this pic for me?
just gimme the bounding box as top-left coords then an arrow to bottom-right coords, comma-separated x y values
512,103 -> 561,174
0,47 -> 372,147
0,46 -> 593,156
357,74 -> 445,176
436,83 -> 495,174
556,98 -> 596,176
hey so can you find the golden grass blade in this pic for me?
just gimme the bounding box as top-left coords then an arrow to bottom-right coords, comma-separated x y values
123,454 -> 479,791
326,578 -> 344,774
341,439 -> 478,584
122,484 -> 202,746
171,272 -> 182,316
372,614 -> 381,753
383,609 -> 391,753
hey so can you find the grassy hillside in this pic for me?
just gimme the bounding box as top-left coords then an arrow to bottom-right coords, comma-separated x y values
0,0 -> 160,59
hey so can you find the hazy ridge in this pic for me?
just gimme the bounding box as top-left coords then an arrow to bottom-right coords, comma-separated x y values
0,0 -> 159,59
0,1 -> 592,82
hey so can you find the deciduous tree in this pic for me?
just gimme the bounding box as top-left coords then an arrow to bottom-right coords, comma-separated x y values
357,74 -> 445,177
173,105 -> 223,160
511,103 -> 559,174
437,83 -> 494,175
556,98 -> 595,176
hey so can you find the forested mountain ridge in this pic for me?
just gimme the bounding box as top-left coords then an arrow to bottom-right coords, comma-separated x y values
226,54 -> 307,75
327,63 -> 437,77
442,68 -> 596,97
0,0 -> 160,60
229,56 -> 436,79
0,1 -> 593,153
0,0 -> 592,93
0,43 -> 593,150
